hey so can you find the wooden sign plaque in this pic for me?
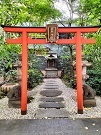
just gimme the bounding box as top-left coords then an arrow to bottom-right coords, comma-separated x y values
46,24 -> 58,43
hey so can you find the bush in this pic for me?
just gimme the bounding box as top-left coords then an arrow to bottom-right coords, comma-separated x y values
86,69 -> 101,96
28,50 -> 44,89
6,70 -> 18,83
28,69 -> 43,89
0,44 -> 21,78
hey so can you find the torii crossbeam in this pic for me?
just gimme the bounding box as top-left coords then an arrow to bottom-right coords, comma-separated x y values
1,25 -> 99,115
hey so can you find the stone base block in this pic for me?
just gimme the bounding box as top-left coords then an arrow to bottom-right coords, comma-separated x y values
39,102 -> 65,109
83,99 -> 96,108
35,109 -> 69,118
8,100 -> 21,108
39,97 -> 64,102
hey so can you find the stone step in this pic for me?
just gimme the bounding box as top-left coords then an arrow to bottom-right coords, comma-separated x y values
39,102 -> 65,109
45,82 -> 58,83
39,97 -> 64,102
45,84 -> 58,87
43,87 -> 59,90
45,83 -> 58,85
45,81 -> 57,83
40,90 -> 62,97
35,109 -> 69,118
44,85 -> 58,87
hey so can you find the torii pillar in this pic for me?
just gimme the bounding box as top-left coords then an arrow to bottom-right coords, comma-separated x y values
1,25 -> 99,115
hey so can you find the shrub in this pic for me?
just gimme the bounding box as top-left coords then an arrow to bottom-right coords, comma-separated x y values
28,69 -> 43,89
86,69 -> 101,96
6,70 -> 18,83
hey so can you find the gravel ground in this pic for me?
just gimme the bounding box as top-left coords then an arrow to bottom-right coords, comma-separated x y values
0,78 -> 101,119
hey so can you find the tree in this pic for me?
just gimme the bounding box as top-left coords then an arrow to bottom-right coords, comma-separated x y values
54,0 -> 101,92
54,0 -> 77,87
0,0 -> 60,86
0,0 -> 61,81
0,0 -> 62,26
76,0 -> 101,26
75,0 -> 101,95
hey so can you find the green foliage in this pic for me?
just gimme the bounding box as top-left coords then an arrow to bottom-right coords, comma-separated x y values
79,0 -> 101,19
86,69 -> 101,96
72,0 -> 101,26
59,46 -> 75,87
28,49 -> 44,70
0,44 -> 43,89
0,44 -> 21,77
28,69 -> 43,89
28,49 -> 44,89
27,96 -> 34,103
0,0 -> 61,26
84,29 -> 101,70
84,29 -> 101,95
6,70 -> 18,83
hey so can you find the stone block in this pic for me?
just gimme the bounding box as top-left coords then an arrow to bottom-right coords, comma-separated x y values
40,90 -> 62,97
35,109 -> 69,118
83,99 -> 96,108
45,84 -> 58,87
39,102 -> 65,109
8,100 -> 21,108
39,97 -> 64,102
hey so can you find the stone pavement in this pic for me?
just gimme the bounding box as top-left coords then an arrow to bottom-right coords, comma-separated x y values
0,118 -> 101,135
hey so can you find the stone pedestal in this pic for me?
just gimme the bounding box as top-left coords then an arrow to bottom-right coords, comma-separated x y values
8,100 -> 21,108
83,99 -> 96,108
45,68 -> 58,78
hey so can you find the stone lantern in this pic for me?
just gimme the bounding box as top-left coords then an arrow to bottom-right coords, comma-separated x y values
73,52 -> 96,107
81,53 -> 96,107
82,58 -> 92,81
7,53 -> 22,108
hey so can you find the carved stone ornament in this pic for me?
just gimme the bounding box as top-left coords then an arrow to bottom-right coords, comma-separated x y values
46,24 -> 58,43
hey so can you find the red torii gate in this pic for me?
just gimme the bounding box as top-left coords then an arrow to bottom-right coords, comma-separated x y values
1,25 -> 99,115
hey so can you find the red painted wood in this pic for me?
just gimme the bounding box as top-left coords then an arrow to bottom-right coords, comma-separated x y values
76,31 -> 83,114
81,38 -> 96,44
4,27 -> 99,33
57,38 -> 76,44
4,27 -> 46,33
21,31 -> 28,115
28,38 -> 76,44
6,37 -> 96,44
58,27 -> 99,33
6,37 -> 22,44
28,38 -> 46,44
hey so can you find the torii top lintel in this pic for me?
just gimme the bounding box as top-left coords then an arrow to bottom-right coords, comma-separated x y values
1,25 -> 100,45
1,25 -> 100,32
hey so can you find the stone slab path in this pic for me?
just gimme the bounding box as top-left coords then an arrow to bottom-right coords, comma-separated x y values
34,78 -> 69,118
